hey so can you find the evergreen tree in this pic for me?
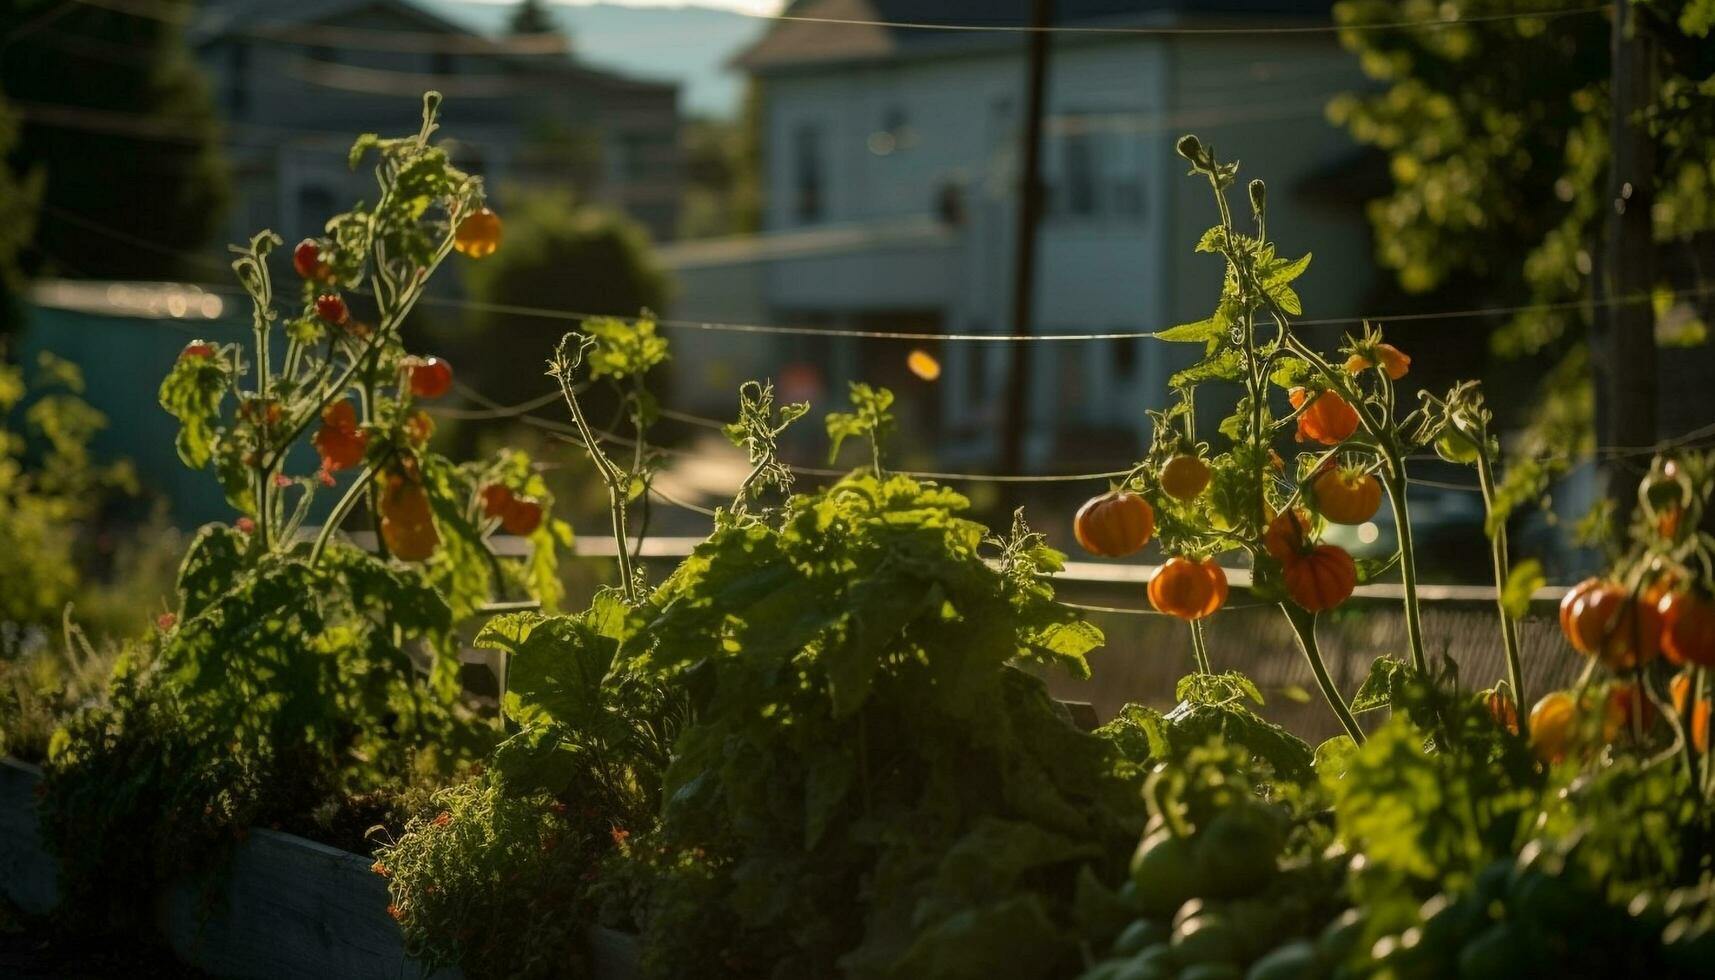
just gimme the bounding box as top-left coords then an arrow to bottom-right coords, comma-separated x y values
510,0 -> 560,36
0,0 -> 228,283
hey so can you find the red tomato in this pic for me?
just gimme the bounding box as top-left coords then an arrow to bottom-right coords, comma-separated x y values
179,341 -> 215,360
501,496 -> 544,536
405,356 -> 454,400
313,399 -> 367,472
1659,590 -> 1715,667
293,239 -> 329,280
480,483 -> 514,519
1671,672 -> 1711,752
1562,581 -> 1661,670
316,293 -> 349,325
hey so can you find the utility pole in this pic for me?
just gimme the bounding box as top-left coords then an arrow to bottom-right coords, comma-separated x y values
1597,0 -> 1657,526
998,0 -> 1052,474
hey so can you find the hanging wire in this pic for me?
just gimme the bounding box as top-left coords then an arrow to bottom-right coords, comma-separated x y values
764,4 -> 1609,36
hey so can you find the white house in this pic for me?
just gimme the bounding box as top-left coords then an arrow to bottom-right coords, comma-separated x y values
659,0 -> 1379,468
192,0 -> 683,246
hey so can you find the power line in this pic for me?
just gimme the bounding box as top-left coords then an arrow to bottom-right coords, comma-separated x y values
410,281 -> 1715,344
762,4 -> 1607,36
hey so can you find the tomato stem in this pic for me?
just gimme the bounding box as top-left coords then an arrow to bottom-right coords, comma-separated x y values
1469,425 -> 1526,724
1189,619 -> 1212,675
1281,601 -> 1365,745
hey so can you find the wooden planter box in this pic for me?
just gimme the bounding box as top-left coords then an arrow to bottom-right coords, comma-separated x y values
1,758 -> 638,979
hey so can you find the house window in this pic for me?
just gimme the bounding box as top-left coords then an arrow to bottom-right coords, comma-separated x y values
297,185 -> 335,238
227,42 -> 250,116
792,123 -> 824,224
1062,125 -> 1098,217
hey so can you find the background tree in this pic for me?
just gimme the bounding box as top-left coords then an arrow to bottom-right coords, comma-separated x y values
509,0 -> 561,37
0,0 -> 228,283
0,94 -> 43,337
1330,0 -> 1715,534
445,189 -> 668,401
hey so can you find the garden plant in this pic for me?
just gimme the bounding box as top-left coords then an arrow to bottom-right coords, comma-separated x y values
8,103 -> 1715,980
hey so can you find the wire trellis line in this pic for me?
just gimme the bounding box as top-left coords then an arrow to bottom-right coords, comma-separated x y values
408,282 -> 1715,344
763,5 -> 1610,36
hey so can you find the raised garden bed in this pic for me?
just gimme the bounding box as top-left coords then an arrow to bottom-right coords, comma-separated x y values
1,758 -> 638,980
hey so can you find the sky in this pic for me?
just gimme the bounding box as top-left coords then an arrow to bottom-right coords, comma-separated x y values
459,0 -> 787,15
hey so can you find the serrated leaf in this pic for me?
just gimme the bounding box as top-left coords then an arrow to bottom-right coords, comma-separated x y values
1170,348 -> 1246,390
1350,655 -> 1410,714
1176,670 -> 1264,707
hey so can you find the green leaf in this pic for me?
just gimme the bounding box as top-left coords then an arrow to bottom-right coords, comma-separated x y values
157,353 -> 228,469
582,314 -> 668,381
1313,735 -> 1358,779
1501,559 -> 1545,620
1175,670 -> 1264,707
1160,700 -> 1313,781
1170,349 -> 1245,390
1350,655 -> 1410,714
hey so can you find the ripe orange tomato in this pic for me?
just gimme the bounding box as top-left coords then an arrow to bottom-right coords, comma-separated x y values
180,340 -> 215,360
454,207 -> 502,259
314,403 -> 367,473
1263,509 -> 1312,563
316,293 -> 349,325
1283,544 -> 1356,612
1658,590 -> 1715,667
405,356 -> 454,400
1074,491 -> 1155,558
1671,672 -> 1711,752
1344,343 -> 1410,380
1483,688 -> 1519,735
1561,581 -> 1661,670
1559,577 -> 1602,641
1311,467 -> 1382,525
501,496 -> 544,536
380,474 -> 439,561
1528,691 -> 1576,763
1148,557 -> 1228,620
1160,455 -> 1211,501
1288,387 -> 1360,445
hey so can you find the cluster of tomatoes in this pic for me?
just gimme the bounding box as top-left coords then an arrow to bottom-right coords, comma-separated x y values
1524,567 -> 1715,762
295,206 -> 502,562
1517,456 -> 1715,762
479,483 -> 544,537
1071,343 -> 1409,623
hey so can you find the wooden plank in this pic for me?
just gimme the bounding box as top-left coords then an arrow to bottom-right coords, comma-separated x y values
1,757 -> 640,980
0,758 -> 60,916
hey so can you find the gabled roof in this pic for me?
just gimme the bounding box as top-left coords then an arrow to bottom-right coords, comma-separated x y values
192,0 -> 479,46
737,0 -> 1338,72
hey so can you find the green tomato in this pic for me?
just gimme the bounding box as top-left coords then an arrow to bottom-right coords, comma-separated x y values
1245,940 -> 1320,980
1131,831 -> 1203,918
1113,918 -> 1170,957
1173,913 -> 1243,967
1434,432 -> 1481,464
1196,805 -> 1284,898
